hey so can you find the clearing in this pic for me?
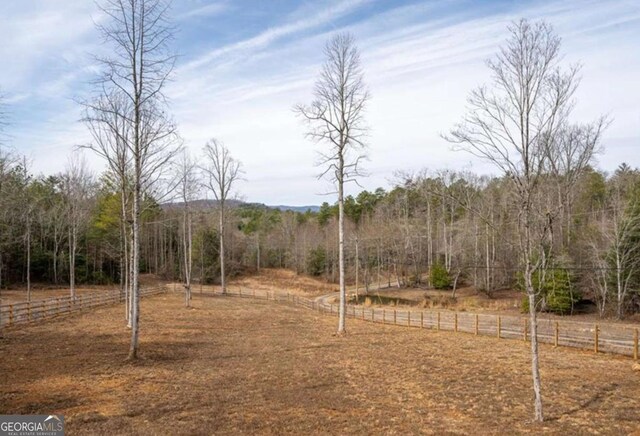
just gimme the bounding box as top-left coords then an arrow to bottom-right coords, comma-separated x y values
1,292 -> 639,434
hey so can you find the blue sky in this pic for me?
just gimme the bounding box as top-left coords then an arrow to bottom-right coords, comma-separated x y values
1,0 -> 639,205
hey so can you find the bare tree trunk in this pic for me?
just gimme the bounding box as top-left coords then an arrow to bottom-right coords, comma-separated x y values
128,159 -> 141,360
69,225 -> 76,300
256,233 -> 260,271
354,235 -> 359,300
337,165 -> 346,335
26,222 -> 31,302
219,205 -> 226,294
183,206 -> 192,307
53,227 -> 58,285
524,216 -> 543,422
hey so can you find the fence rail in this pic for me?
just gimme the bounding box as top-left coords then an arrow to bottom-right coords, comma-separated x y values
0,286 -> 167,329
2,285 -> 637,361
205,288 -> 639,361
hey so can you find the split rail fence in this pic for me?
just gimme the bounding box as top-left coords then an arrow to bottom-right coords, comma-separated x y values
0,286 -> 167,329
208,287 -> 639,361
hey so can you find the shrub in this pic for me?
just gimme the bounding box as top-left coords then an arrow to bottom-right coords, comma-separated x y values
430,263 -> 451,290
519,268 -> 580,315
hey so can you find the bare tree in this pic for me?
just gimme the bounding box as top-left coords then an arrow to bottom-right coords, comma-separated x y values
296,32 -> 370,335
90,0 -> 180,360
175,149 -> 199,306
201,139 -> 242,294
61,154 -> 94,300
83,90 -> 133,323
445,19 -> 604,422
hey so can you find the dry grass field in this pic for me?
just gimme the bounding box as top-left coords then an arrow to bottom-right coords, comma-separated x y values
1,292 -> 640,435
229,268 -> 337,297
0,274 -> 167,304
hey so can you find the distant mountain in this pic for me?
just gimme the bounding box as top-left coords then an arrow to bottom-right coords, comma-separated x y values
163,199 -> 319,213
162,199 -> 244,210
269,205 -> 320,213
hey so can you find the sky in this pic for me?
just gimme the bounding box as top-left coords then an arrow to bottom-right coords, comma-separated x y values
1,0 -> 638,206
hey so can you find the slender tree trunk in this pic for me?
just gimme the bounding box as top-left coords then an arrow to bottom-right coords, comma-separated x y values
26,223 -> 31,302
256,233 -> 260,271
485,223 -> 491,292
355,235 -> 359,299
524,216 -> 543,422
128,172 -> 141,360
219,204 -> 226,294
183,206 -> 192,307
53,227 -> 58,285
337,162 -> 346,335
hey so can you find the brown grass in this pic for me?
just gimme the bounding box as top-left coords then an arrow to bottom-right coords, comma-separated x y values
1,292 -> 640,435
0,274 -> 165,304
228,268 -> 337,297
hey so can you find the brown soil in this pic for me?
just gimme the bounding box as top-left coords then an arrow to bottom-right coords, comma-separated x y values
1,293 -> 639,434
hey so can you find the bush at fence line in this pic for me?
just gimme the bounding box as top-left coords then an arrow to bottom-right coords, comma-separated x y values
430,263 -> 451,290
519,267 -> 581,315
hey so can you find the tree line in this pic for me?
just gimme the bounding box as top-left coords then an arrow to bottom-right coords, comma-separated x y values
3,156 -> 639,320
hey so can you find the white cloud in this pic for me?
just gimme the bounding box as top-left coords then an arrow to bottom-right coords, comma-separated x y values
2,0 -> 639,206
176,1 -> 229,21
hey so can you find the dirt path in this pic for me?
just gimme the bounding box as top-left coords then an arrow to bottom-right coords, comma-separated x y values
1,293 -> 639,434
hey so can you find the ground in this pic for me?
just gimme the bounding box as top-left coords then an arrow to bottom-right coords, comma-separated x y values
0,274 -> 166,304
1,292 -> 639,435
228,268 -> 337,297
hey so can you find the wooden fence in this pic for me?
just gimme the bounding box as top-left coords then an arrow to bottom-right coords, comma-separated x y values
207,287 -> 639,361
0,286 -> 167,329
2,284 -> 637,361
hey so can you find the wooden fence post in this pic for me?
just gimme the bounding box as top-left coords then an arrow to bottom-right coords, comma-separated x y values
594,324 -> 599,354
475,314 -> 479,335
421,312 -> 424,328
383,309 -> 386,324
371,308 -> 375,322
454,313 -> 458,332
393,309 -> 396,325
497,316 -> 501,339
9,305 -> 13,325
437,312 -> 440,331
634,328 -> 638,361
362,307 -> 365,320
555,322 -> 559,347
408,311 -> 411,327
523,318 -> 527,342
28,302 -> 32,322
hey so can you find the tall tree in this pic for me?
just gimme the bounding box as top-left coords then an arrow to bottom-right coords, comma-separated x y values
201,139 -> 242,294
61,154 -> 94,300
296,33 -> 370,335
91,0 -> 180,360
175,149 -> 199,306
445,19 -> 604,421
83,90 -> 133,321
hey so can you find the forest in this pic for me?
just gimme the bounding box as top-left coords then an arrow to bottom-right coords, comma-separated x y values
1,157 -> 640,320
